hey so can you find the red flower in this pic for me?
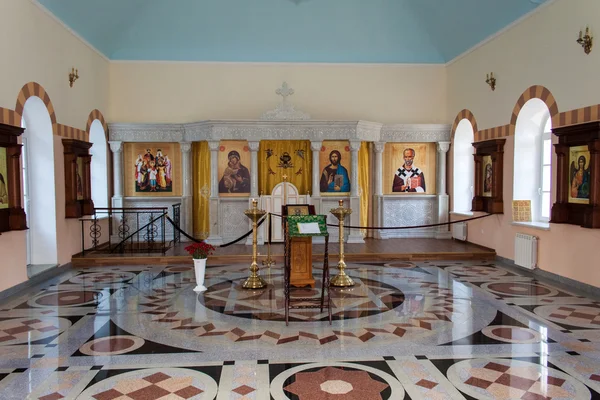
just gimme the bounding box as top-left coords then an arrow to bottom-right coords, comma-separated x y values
345,145 -> 350,152
184,242 -> 215,259
321,146 -> 326,152
243,146 -> 249,152
219,145 -> 225,152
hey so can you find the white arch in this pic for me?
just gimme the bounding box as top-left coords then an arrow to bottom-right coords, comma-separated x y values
22,96 -> 58,266
513,98 -> 551,222
89,119 -> 108,209
453,119 -> 475,213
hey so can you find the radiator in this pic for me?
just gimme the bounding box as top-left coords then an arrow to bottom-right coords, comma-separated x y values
452,222 -> 467,241
515,233 -> 538,269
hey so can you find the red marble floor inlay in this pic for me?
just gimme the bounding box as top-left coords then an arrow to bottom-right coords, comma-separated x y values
90,338 -> 136,353
35,291 -> 98,306
232,385 -> 255,395
284,366 -> 389,400
487,282 -> 553,296
416,379 -> 438,389
38,393 -> 64,400
491,328 -> 535,341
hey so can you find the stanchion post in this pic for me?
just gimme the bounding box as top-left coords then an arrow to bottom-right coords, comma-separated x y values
262,212 -> 275,268
243,199 -> 267,289
330,199 -> 354,287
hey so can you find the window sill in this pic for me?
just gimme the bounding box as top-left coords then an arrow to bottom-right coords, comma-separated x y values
511,221 -> 550,231
450,211 -> 473,217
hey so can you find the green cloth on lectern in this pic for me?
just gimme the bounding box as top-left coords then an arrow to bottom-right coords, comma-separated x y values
286,215 -> 329,237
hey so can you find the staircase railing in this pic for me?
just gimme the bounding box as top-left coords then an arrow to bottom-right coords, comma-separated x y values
79,204 -> 181,255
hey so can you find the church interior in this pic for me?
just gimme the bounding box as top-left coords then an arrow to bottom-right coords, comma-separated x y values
1,0 -> 600,398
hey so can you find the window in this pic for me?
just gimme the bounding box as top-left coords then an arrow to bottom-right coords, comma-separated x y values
513,98 -> 551,224
453,119 -> 475,213
540,117 -> 552,221
89,120 -> 109,209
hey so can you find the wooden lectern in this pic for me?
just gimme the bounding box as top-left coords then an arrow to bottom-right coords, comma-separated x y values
282,204 -> 316,287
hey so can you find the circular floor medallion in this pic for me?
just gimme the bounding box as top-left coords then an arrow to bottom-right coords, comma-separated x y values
534,304 -> 600,328
165,266 -> 194,273
79,335 -> 145,356
70,271 -> 136,284
271,362 -> 404,400
30,290 -> 103,308
0,317 -> 71,346
386,262 -> 415,268
482,325 -> 542,344
77,367 -> 218,399
446,265 -> 508,277
199,275 -> 404,322
482,281 -> 558,297
447,358 -> 590,400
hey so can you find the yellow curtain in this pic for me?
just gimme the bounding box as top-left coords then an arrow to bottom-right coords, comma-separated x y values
358,142 -> 372,237
258,140 -> 312,195
192,141 -> 210,239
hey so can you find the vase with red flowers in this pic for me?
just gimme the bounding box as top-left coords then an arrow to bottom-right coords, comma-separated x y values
184,242 -> 215,292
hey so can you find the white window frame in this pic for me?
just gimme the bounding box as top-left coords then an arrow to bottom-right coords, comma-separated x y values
538,116 -> 552,222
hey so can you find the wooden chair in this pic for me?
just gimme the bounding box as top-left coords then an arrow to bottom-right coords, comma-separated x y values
283,214 -> 331,326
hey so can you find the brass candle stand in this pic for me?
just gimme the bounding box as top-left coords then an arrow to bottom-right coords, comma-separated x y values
262,212 -> 276,268
330,199 -> 354,287
243,199 -> 267,289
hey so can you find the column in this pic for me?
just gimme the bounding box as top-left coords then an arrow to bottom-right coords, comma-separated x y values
347,140 -> 364,243
180,142 -> 192,237
436,141 -> 451,239
373,142 -> 385,239
310,141 -> 322,197
248,141 -> 260,197
108,141 -> 124,208
374,142 -> 385,196
246,141 -> 262,245
206,141 -> 223,245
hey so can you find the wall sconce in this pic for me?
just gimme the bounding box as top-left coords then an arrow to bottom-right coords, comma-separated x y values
577,26 -> 593,54
485,72 -> 496,91
69,67 -> 79,87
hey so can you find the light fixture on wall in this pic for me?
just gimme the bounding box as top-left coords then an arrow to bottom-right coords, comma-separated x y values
485,72 -> 496,91
577,26 -> 593,54
68,67 -> 79,87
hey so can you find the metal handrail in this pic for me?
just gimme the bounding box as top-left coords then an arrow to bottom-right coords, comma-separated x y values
110,212 -> 168,254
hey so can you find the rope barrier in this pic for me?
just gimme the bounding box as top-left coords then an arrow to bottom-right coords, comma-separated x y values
166,215 -> 268,248
268,212 -> 493,230
167,212 -> 492,248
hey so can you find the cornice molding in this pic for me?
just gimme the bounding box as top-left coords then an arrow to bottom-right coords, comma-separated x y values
109,120 -> 450,143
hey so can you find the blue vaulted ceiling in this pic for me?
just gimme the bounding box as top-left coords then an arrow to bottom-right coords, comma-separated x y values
38,0 -> 547,63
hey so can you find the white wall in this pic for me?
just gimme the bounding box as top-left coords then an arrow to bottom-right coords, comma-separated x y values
0,0 -> 109,292
447,0 -> 600,287
109,62 -> 447,124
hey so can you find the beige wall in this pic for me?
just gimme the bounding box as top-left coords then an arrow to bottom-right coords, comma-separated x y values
448,0 -> 600,287
0,0 -> 109,292
109,62 -> 447,124
447,0 -> 600,129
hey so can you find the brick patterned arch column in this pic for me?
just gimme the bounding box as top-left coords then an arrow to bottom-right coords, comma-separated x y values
451,109 -> 478,142
86,109 -> 108,141
14,82 -> 58,135
509,85 -> 559,136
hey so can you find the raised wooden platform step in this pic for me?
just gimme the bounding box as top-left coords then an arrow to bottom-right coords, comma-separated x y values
72,238 -> 495,267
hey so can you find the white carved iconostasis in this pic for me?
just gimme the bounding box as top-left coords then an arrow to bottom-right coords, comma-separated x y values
108,84 -> 451,244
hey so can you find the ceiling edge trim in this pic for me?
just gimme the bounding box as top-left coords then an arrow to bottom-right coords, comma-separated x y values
29,0 -> 110,62
446,0 -> 559,67
109,59 -> 446,67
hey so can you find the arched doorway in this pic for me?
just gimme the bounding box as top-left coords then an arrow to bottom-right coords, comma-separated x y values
21,97 -> 58,268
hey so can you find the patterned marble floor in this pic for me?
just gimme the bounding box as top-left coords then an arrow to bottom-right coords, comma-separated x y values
1,260 -> 600,399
